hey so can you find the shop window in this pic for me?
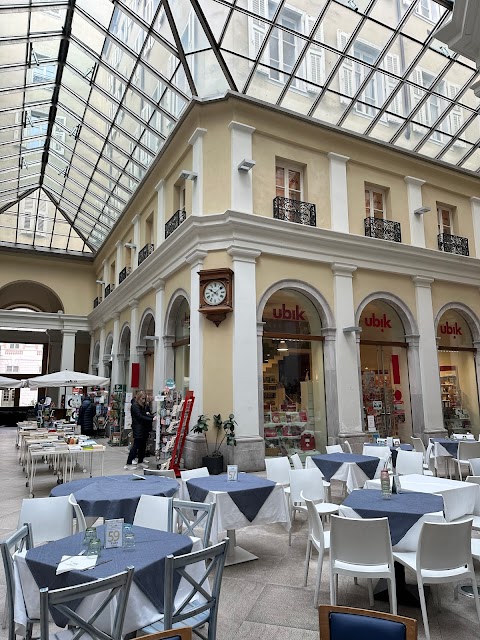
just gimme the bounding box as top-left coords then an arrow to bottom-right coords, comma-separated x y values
275,162 -> 303,201
365,186 -> 386,219
437,205 -> 453,237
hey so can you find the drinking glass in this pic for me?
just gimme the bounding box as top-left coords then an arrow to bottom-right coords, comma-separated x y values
87,538 -> 102,557
82,527 -> 97,549
124,532 -> 135,550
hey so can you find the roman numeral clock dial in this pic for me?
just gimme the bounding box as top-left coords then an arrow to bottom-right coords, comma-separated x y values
198,268 -> 234,326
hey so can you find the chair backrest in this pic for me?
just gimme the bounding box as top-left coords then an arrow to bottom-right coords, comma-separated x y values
289,468 -> 325,504
362,445 -> 390,460
68,493 -> 86,533
180,468 -> 210,482
458,441 -> 480,461
301,492 -> 326,552
1,524 -> 33,640
39,567 -> 134,640
133,495 -> 173,532
265,456 -> 291,484
144,468 -> 178,480
395,450 -> 424,476
330,515 -> 393,567
163,540 -> 228,636
466,476 -> 480,516
172,499 -> 216,548
18,496 -> 74,546
135,628 -> 193,640
411,436 -> 425,456
452,433 -> 475,440
469,458 -> 480,475
376,438 -> 387,445
319,605 -> 417,640
392,438 -> 400,447
290,453 -> 303,470
343,440 -> 353,454
418,520 -> 473,572
326,445 -> 343,454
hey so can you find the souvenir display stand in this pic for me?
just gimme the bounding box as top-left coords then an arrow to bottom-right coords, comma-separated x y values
107,385 -> 126,445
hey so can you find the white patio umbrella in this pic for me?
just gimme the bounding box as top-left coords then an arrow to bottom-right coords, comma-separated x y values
0,376 -> 22,389
27,370 -> 110,389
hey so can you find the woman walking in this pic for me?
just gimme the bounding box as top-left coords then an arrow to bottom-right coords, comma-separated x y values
124,390 -> 154,470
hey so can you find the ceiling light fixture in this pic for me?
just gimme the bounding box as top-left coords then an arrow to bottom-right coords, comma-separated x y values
277,340 -> 289,352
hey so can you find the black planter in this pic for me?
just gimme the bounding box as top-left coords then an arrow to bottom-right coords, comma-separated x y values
202,455 -> 224,475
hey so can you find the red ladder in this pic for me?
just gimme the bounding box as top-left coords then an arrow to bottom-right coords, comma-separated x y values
169,390 -> 195,476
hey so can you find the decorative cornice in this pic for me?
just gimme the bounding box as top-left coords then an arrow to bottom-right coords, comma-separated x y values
404,176 -> 426,187
188,127 -> 207,146
227,247 -> 261,262
228,121 -> 255,134
151,278 -> 165,292
331,263 -> 357,276
412,276 -> 434,287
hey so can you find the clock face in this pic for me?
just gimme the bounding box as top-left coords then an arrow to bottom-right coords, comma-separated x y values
203,281 -> 227,306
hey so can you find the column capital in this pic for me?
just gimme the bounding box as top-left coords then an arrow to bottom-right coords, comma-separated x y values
404,176 -> 426,187
228,121 -> 255,134
186,249 -> 208,266
112,312 -> 120,321
327,152 -> 349,163
99,323 -> 106,332
331,263 -> 357,276
129,298 -> 139,309
257,321 -> 265,337
151,278 -> 165,292
188,127 -> 207,146
473,340 -> 480,350
131,214 -> 140,225
163,334 -> 175,348
321,327 -> 337,340
412,275 -> 434,287
470,196 -> 480,206
227,247 -> 261,262
405,333 -> 420,347
61,329 -> 77,336
155,178 -> 165,192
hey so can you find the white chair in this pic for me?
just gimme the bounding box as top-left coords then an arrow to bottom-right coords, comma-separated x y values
18,495 -> 75,546
305,456 -> 332,502
329,515 -> 397,614
68,493 -> 86,533
288,468 -> 338,545
465,476 -> 480,530
180,467 -> 210,482
394,520 -> 480,640
343,440 -> 353,454
469,458 -> 480,475
456,442 -> 480,480
265,456 -> 291,490
290,453 -> 303,470
452,433 -> 475,440
411,436 -> 426,457
301,492 -> 330,608
133,495 -> 173,531
395,450 -> 425,476
326,445 -> 343,454
362,445 -> 391,464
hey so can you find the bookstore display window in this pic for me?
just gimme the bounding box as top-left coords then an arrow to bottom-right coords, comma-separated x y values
262,289 -> 326,458
359,300 -> 412,440
173,298 -> 190,396
437,309 -> 479,435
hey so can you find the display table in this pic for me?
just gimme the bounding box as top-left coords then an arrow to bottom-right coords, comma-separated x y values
51,474 -> 179,523
363,443 -> 413,467
14,525 -> 204,635
183,473 -> 290,565
306,453 -> 382,492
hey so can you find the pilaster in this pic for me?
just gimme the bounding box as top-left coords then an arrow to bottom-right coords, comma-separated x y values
152,279 -> 165,395
186,250 -> 208,416
228,121 -> 255,214
98,324 -> 106,378
327,153 -> 350,233
111,313 -> 120,388
404,176 -> 426,248
155,180 -> 166,248
128,299 -> 139,389
470,197 -> 480,258
131,215 -> 140,271
115,241 -> 123,285
188,128 -> 207,216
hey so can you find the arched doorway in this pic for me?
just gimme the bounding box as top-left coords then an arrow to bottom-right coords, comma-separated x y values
138,311 -> 155,391
0,281 -> 64,312
359,300 -> 412,440
261,288 -> 327,457
164,294 -> 190,396
436,308 -> 480,436
92,342 -> 100,376
118,325 -> 131,387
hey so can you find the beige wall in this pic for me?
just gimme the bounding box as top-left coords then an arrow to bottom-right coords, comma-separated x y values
353,271 -> 417,323
431,282 -> 480,323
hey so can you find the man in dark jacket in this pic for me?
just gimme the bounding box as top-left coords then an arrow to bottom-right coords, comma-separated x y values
124,391 -> 154,470
77,395 -> 96,436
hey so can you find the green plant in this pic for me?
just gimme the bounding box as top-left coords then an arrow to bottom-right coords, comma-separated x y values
192,413 -> 237,457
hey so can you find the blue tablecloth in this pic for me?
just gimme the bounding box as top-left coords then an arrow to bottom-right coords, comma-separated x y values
364,443 -> 413,467
25,525 -> 192,627
432,439 -> 459,457
311,453 -> 380,482
50,475 -> 179,523
186,473 -> 275,522
342,489 -> 444,546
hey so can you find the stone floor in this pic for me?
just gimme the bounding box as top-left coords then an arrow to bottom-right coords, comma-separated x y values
0,426 -> 479,639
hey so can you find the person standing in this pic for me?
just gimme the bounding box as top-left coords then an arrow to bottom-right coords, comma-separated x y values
77,394 -> 95,437
124,391 -> 154,470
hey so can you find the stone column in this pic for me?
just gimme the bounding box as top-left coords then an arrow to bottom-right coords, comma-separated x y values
470,197 -> 480,258
405,176 -> 426,248
60,329 -> 76,401
128,300 -> 139,389
185,250 -> 207,416
88,331 -> 95,374
131,215 -> 140,271
188,128 -> 207,217
163,335 -> 175,384
322,327 -> 340,445
155,179 -> 165,248
228,121 -> 255,214
413,276 -> 445,438
405,333 -> 425,439
102,261 -> 108,297
115,241 -> 122,285
328,153 -> 350,233
97,324 -> 106,378
111,313 -> 120,388
152,279 -> 165,395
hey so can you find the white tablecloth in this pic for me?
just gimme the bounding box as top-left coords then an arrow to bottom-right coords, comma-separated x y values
305,455 -> 382,493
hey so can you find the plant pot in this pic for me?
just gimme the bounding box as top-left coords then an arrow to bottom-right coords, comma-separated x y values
202,455 -> 224,475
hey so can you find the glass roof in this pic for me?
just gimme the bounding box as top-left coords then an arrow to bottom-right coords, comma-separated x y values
0,0 -> 477,256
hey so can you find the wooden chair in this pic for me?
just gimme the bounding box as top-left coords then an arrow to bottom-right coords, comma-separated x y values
319,605 -> 417,640
135,628 -> 192,639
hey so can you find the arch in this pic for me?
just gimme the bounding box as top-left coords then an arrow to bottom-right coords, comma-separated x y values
355,291 -> 419,336
92,342 -> 100,366
257,280 -> 335,329
118,323 -> 131,355
164,289 -> 190,337
434,302 -> 480,343
104,333 -> 114,356
138,308 -> 155,345
0,280 -> 64,313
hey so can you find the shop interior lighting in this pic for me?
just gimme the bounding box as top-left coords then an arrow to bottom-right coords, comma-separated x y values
277,340 -> 289,352
238,159 -> 256,172
414,207 -> 431,215
179,170 -> 198,181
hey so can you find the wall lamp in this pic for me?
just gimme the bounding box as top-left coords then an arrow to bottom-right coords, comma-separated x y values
95,280 -> 105,284
144,335 -> 160,340
414,206 -> 431,215
124,242 -> 136,249
343,326 -> 362,333
238,159 -> 256,172
179,170 -> 198,181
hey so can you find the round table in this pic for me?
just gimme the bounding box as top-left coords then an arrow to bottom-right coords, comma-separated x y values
51,474 -> 179,523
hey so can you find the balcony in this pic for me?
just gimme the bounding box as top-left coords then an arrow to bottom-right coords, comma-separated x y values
118,266 -> 131,284
104,284 -> 115,298
93,296 -> 102,308
438,233 -> 469,256
364,217 -> 401,243
273,196 -> 316,226
165,209 -> 186,239
138,243 -> 154,266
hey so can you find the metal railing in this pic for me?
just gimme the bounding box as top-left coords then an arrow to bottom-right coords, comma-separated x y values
138,243 -> 154,266
118,266 -> 131,284
438,233 -> 469,256
104,284 -> 114,298
165,209 -> 187,239
364,217 -> 401,242
93,296 -> 102,308
273,196 -> 316,226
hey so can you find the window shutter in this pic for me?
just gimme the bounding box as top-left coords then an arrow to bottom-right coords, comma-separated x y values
21,197 -> 34,231
384,53 -> 402,122
337,31 -> 353,105
37,198 -> 47,234
305,17 -> 324,93
448,83 -> 466,147
410,68 -> 427,132
248,0 -> 268,71
52,116 -> 66,155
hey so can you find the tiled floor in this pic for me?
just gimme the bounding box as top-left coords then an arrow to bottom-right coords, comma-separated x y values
0,426 -> 479,639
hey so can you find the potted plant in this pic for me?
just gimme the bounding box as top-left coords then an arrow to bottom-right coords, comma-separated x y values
192,413 -> 237,475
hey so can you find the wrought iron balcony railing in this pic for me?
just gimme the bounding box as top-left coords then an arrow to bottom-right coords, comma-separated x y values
118,266 -> 131,284
438,233 -> 469,256
104,284 -> 114,298
138,243 -> 154,266
165,209 -> 187,239
93,296 -> 102,308
364,217 -> 401,242
273,196 -> 316,226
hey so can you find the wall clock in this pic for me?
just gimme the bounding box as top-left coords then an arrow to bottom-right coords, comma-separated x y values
198,268 -> 234,326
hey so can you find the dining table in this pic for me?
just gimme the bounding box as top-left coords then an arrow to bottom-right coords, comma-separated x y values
14,525 -> 205,636
306,453 -> 382,492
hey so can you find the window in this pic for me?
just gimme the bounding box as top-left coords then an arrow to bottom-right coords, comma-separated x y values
20,196 -> 48,235
51,116 -> 66,156
365,186 -> 386,219
437,206 -> 453,237
9,344 -> 19,349
415,0 -> 440,22
276,163 -> 302,201
270,13 -> 298,83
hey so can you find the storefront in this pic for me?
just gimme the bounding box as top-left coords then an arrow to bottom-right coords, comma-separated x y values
261,288 -> 326,458
437,309 -> 479,436
359,300 -> 413,441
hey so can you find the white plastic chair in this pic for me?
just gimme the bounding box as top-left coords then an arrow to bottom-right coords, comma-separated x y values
18,496 -> 75,546
290,453 -> 303,470
265,456 -> 291,487
301,492 -> 330,608
133,495 -> 173,531
469,458 -> 480,476
456,442 -> 480,479
326,445 -> 343,454
180,467 -> 210,482
68,493 -> 86,533
393,520 -> 480,640
465,476 -> 480,530
343,440 -> 353,454
411,436 -> 426,457
395,450 -> 425,476
305,456 -> 332,502
329,515 -> 397,614
362,445 -> 391,463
